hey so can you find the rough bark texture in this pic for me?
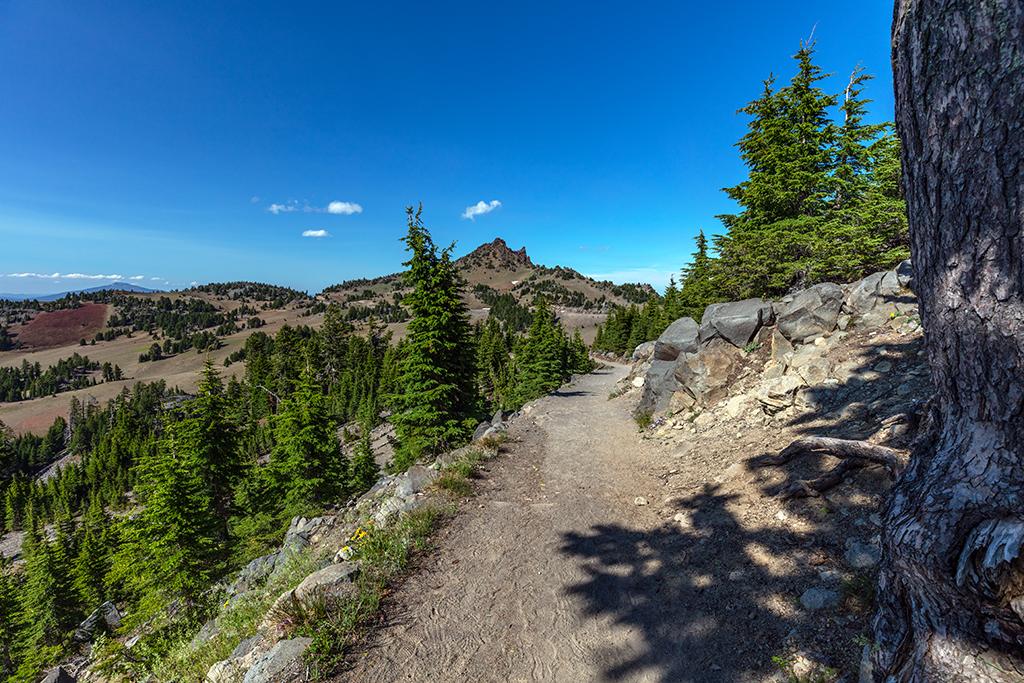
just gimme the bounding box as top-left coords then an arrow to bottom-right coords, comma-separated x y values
876,2 -> 1024,680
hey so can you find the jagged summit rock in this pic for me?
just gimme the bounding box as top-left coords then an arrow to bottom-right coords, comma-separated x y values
457,237 -> 533,270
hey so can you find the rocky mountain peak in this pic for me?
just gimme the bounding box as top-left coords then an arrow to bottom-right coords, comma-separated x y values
459,238 -> 532,270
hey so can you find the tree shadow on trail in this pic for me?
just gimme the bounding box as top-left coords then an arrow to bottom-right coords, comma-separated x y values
560,485 -> 874,683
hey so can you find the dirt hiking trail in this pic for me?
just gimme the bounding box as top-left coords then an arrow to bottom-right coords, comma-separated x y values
337,363 -> 807,683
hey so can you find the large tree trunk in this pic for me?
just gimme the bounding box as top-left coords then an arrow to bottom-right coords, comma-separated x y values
874,2 -> 1024,680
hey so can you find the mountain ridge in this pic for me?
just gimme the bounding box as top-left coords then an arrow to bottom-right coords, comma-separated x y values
0,282 -> 160,302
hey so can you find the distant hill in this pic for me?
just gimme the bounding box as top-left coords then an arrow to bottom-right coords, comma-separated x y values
0,282 -> 160,302
322,237 -> 655,312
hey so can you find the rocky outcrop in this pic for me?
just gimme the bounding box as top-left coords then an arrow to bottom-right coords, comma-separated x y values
472,408 -> 510,443
699,299 -> 774,348
635,360 -> 680,414
844,269 -> 914,326
653,317 -> 699,360
774,283 -> 844,342
631,340 -> 656,362
673,340 -> 744,407
241,637 -> 312,683
41,668 -> 76,683
629,264 -> 919,417
73,601 -> 121,643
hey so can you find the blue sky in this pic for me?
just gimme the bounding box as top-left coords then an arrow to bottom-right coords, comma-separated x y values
0,1 -> 896,295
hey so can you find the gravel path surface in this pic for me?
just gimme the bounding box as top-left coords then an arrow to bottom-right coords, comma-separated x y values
336,363 -> 809,682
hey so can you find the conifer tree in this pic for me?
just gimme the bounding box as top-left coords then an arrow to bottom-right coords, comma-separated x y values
73,496 -> 111,608
678,230 -> 719,320
476,318 -> 512,407
708,40 -> 906,299
270,365 -> 347,511
833,66 -> 886,208
390,206 -> 478,469
662,276 -> 684,322
347,416 -> 380,495
180,360 -> 240,541
21,523 -> 80,648
142,434 -> 220,602
566,329 -> 593,375
114,403 -> 225,611
0,558 -> 21,677
513,298 -> 567,403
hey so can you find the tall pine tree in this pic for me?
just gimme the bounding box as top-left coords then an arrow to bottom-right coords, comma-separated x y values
269,364 -> 348,512
389,206 -> 478,469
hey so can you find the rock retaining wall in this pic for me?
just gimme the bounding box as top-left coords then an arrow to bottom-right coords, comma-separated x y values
631,262 -> 918,416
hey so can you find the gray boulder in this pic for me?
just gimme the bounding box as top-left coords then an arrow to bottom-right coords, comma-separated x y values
232,635 -> 263,660
373,495 -> 423,525
896,259 -> 914,290
73,600 -> 121,643
41,668 -> 76,683
775,283 -> 844,342
673,340 -> 743,406
635,360 -> 680,414
228,550 -> 286,598
282,515 -> 334,553
207,636 -> 264,682
799,587 -> 841,611
699,299 -> 774,348
293,562 -> 360,604
472,421 -> 491,441
243,637 -> 312,683
631,341 -> 656,362
755,375 -> 807,413
394,465 -> 438,497
652,317 -> 699,361
845,270 -> 912,325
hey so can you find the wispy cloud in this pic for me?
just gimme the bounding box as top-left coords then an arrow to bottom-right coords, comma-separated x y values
3,272 -> 129,280
462,199 -> 502,220
267,199 -> 362,215
327,201 -> 362,215
268,202 -> 298,215
302,229 -> 330,238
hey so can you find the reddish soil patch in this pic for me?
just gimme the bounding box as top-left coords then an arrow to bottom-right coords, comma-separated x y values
15,303 -> 109,348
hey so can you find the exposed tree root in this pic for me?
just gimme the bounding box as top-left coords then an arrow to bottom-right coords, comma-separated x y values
761,436 -> 908,499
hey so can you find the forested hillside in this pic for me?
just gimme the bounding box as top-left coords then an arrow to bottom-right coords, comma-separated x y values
0,208 -> 592,681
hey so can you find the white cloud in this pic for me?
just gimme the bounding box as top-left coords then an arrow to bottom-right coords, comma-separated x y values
250,195 -> 261,204
0,270 -> 157,282
267,199 -> 362,215
3,271 -> 132,280
302,229 -> 330,238
327,201 -> 362,215
150,276 -> 163,281
462,199 -> 502,220
268,202 -> 296,215
64,273 -> 126,280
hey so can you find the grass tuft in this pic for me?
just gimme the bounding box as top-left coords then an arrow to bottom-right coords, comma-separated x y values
298,507 -> 441,677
